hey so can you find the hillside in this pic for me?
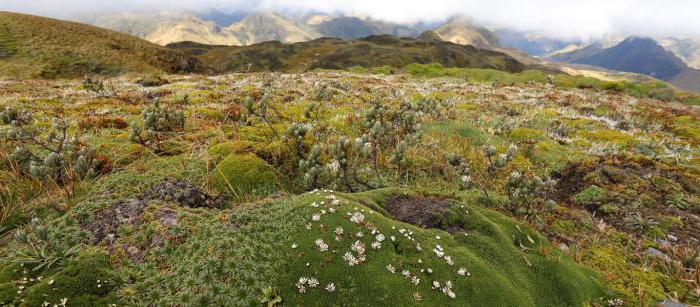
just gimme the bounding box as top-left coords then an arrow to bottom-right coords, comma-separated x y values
551,36 -> 700,92
0,12 -> 204,79
168,35 -> 524,73
431,16 -> 500,49
310,16 -> 424,40
145,17 -> 243,46
660,37 -> 700,69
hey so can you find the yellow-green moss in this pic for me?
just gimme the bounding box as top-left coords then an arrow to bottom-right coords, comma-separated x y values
510,127 -> 547,141
212,154 -> 278,199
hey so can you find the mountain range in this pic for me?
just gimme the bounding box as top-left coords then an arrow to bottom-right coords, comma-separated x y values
550,37 -> 700,92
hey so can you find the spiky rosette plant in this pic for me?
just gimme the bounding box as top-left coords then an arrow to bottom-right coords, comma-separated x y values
129,101 -> 185,155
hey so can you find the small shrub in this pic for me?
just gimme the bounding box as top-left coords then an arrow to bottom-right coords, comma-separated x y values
129,101 -> 185,154
136,75 -> 169,87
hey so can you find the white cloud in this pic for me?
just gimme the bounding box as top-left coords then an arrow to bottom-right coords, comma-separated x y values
2,0 -> 700,40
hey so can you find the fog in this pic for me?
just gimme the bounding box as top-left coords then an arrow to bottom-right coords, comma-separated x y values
2,0 -> 700,40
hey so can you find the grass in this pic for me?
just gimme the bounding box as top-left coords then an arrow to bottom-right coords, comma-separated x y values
0,12 -> 203,79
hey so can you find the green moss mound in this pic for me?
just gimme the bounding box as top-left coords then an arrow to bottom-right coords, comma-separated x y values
1,251 -> 120,306
278,188 -> 604,306
212,154 -> 278,198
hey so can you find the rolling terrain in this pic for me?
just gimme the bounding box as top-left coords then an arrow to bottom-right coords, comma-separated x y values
168,35 -> 525,73
0,12 -> 204,79
0,10 -> 699,307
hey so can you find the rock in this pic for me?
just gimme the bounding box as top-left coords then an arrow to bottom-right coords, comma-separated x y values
667,234 -> 679,242
558,243 -> 569,252
657,300 -> 686,307
646,247 -> 670,261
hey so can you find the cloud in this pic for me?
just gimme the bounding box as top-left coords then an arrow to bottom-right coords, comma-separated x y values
2,0 -> 700,40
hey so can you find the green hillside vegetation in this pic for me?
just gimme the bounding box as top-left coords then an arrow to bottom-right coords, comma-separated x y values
395,63 -> 700,105
0,12 -> 204,79
1,71 -> 698,305
167,35 -> 524,73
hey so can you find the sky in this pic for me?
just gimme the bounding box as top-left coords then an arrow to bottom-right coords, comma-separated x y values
2,0 -> 700,40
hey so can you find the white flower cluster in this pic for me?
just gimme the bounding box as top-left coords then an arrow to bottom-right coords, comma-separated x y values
315,239 -> 329,252
343,240 -> 367,266
432,280 -> 456,299
457,267 -> 471,277
296,277 -> 320,293
349,211 -> 365,224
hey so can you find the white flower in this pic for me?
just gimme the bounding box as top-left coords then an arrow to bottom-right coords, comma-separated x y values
308,278 -> 319,288
325,283 -> 336,292
315,239 -> 329,252
311,202 -> 319,207
411,276 -> 420,285
355,231 -> 364,238
350,212 -> 365,224
311,214 -> 321,221
343,252 -> 359,266
445,255 -> 454,266
432,281 -> 441,289
457,268 -> 467,276
371,241 -> 381,249
402,270 -> 411,277
305,223 -> 312,230
335,226 -> 344,235
427,268 -> 433,273
447,290 -> 456,299
292,243 -> 298,249
298,285 -> 306,293
329,207 -> 336,213
328,160 -> 340,173
390,236 -> 396,242
386,264 -> 396,273
351,241 -> 366,254
435,235 -> 441,240
375,233 -> 385,242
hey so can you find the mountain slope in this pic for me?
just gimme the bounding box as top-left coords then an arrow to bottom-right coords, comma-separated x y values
550,36 -> 700,92
560,37 -> 689,80
0,11 -> 203,78
431,16 -> 500,49
496,29 -> 579,57
659,37 -> 700,69
310,16 -> 423,40
168,35 -> 524,73
145,17 -> 242,45
227,12 -> 319,45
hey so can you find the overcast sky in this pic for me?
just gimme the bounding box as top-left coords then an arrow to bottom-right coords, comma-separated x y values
2,0 -> 699,40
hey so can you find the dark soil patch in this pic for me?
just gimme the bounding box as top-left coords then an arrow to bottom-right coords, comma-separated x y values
82,180 -> 222,244
141,180 -> 223,208
384,195 -> 460,233
82,198 -> 146,244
